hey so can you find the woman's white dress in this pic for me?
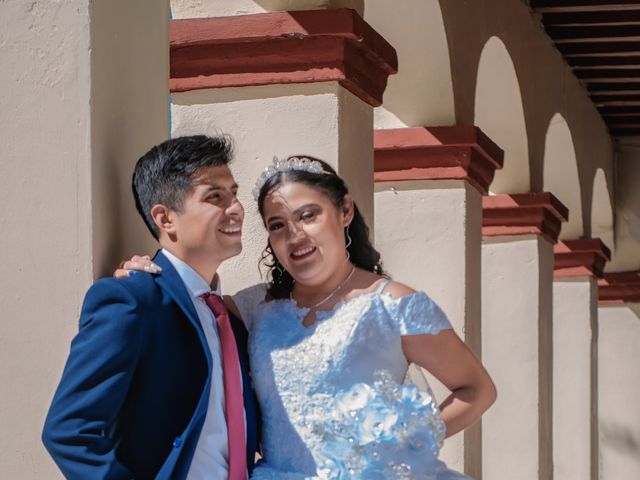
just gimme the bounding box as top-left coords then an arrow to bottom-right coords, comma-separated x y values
233,280 -> 471,480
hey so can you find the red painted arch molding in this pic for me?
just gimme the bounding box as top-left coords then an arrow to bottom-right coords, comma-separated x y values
482,193 -> 569,245
373,126 -> 504,194
553,239 -> 612,278
598,271 -> 640,304
170,9 -> 398,107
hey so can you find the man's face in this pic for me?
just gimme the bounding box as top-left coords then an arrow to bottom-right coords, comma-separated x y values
169,165 -> 244,266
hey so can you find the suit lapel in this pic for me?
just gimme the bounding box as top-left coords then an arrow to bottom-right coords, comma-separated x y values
152,250 -> 258,460
153,251 -> 213,370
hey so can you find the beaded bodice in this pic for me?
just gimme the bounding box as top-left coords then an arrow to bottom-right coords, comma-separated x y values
233,283 -> 469,480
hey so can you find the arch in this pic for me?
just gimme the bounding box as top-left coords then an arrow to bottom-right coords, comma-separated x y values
365,0 -> 455,128
542,113 -> 583,239
591,168 -> 615,253
474,36 -> 529,194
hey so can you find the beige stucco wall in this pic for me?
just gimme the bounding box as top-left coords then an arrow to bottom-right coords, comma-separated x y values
543,114 -> 584,240
170,0 -> 364,18
553,278 -> 598,480
374,180 -> 483,476
374,181 -> 481,337
171,83 -> 373,295
598,305 -> 640,480
90,0 -> 169,276
0,2 -> 93,477
475,36 -> 530,195
364,0 -> 455,129
481,235 -> 554,480
0,1 -> 168,477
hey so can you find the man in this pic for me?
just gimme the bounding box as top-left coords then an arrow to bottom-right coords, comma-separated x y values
42,135 -> 259,479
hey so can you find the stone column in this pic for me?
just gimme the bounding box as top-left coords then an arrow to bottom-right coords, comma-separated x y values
169,8 -> 397,292
374,126 -> 503,477
597,273 -> 640,479
552,239 -> 611,480
481,193 -> 568,480
0,1 -> 168,477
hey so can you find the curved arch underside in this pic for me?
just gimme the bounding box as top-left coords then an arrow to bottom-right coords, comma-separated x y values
543,113 -> 583,240
475,36 -> 529,194
366,0 -> 455,129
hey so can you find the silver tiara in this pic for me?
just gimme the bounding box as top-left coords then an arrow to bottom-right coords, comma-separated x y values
252,156 -> 329,200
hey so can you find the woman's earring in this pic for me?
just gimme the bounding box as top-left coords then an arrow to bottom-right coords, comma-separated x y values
345,225 -> 352,261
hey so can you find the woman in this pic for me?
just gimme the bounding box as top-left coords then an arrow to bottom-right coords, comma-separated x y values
119,156 -> 496,479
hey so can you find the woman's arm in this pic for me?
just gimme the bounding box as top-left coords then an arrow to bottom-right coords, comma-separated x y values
384,281 -> 497,438
402,330 -> 496,438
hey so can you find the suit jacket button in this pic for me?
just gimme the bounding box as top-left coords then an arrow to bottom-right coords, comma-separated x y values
173,437 -> 183,448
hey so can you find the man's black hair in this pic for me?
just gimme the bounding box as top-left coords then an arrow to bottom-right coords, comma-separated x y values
132,134 -> 233,239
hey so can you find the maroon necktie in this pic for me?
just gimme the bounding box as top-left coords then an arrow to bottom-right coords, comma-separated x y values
200,292 -> 247,480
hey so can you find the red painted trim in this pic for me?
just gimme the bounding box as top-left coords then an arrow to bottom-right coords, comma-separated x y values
553,239 -> 612,278
482,193 -> 569,244
598,271 -> 640,304
170,9 -> 398,106
373,126 -> 504,194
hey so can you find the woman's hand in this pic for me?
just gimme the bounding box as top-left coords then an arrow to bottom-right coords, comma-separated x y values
402,330 -> 497,438
113,255 -> 162,278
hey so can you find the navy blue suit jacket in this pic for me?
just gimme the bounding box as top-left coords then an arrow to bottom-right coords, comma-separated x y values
42,251 -> 259,479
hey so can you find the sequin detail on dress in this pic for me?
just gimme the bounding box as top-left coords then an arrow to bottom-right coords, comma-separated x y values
233,286 -> 471,480
311,370 -> 447,479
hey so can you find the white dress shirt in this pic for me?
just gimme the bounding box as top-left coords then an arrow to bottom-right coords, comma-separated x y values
162,249 -> 229,480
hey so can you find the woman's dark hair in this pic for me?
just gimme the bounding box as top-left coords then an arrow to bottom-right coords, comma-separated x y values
257,156 -> 385,300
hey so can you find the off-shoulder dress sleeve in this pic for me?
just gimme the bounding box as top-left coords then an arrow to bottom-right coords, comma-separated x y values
231,283 -> 268,333
381,291 -> 452,336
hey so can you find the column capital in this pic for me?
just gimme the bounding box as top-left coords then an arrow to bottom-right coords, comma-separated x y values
170,8 -> 398,106
554,239 -> 612,279
598,271 -> 640,304
482,193 -> 569,244
373,126 -> 504,194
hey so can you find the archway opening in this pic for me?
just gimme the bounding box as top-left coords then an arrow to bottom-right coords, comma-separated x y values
475,36 -> 529,194
543,113 -> 583,239
365,0 -> 455,129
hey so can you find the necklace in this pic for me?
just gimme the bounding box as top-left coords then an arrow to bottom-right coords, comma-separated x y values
292,265 -> 356,309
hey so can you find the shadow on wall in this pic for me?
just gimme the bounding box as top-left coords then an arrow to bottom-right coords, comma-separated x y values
601,422 -> 640,457
591,168 -> 615,254
92,147 -> 126,279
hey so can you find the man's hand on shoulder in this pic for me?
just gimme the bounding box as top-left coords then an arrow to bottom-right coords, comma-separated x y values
113,254 -> 162,279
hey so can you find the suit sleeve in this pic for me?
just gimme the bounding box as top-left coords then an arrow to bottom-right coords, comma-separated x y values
42,278 -> 146,480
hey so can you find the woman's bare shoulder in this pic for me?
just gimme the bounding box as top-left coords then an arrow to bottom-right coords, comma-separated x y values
379,280 -> 416,299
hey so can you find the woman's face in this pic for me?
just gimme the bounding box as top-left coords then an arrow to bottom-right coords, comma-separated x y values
262,181 -> 353,287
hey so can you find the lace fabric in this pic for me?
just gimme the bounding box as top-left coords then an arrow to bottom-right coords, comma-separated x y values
233,285 -> 469,479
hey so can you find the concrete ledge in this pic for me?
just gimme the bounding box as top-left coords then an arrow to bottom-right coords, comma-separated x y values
598,271 -> 640,304
373,126 -> 504,194
170,8 -> 398,106
482,192 -> 569,244
554,239 -> 611,279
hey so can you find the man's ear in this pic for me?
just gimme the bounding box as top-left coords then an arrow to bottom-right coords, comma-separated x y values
150,204 -> 176,236
342,194 -> 355,227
